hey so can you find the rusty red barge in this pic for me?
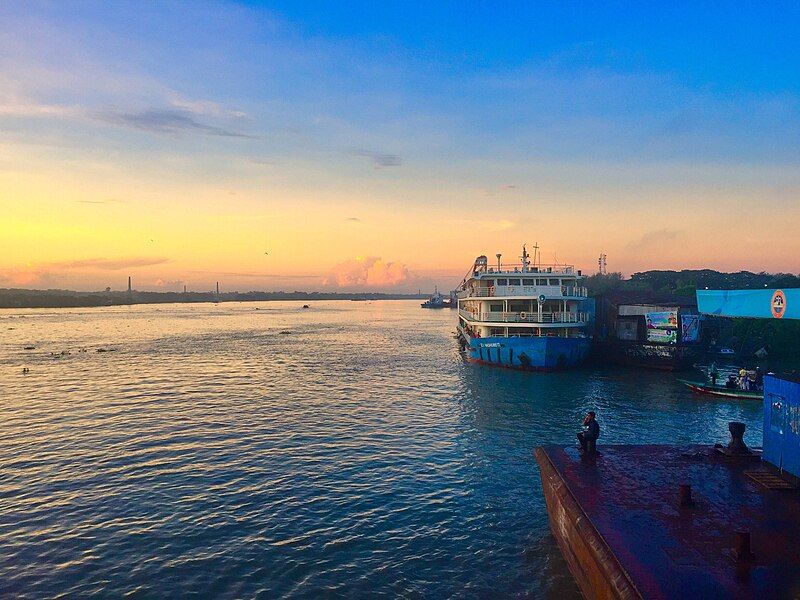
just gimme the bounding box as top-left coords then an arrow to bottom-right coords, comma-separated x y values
535,374 -> 800,599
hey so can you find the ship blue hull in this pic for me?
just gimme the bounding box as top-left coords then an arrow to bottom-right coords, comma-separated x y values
463,335 -> 590,371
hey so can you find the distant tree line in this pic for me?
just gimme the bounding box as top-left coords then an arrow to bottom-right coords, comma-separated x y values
0,288 -> 424,309
586,269 -> 800,297
586,269 -> 800,362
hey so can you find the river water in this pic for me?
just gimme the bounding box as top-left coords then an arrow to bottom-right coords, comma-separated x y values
0,300 -> 763,598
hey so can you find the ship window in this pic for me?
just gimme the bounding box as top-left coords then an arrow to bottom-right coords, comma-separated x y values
489,303 -> 503,312
508,278 -> 520,286
549,279 -> 559,286
522,279 -> 535,285
496,278 -> 508,286
536,278 -> 547,285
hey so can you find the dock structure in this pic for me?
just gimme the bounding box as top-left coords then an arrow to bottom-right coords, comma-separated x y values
535,438 -> 800,598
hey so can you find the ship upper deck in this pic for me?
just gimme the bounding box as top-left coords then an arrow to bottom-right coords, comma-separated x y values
459,247 -> 588,300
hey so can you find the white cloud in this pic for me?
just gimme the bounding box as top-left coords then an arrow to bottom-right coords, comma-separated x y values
322,256 -> 412,287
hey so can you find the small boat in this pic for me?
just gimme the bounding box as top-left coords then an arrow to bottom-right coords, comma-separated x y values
421,287 -> 447,309
678,379 -> 763,400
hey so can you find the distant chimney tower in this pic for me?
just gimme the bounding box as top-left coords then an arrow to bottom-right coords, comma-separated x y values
216,281 -> 219,294
127,276 -> 132,292
183,284 -> 187,293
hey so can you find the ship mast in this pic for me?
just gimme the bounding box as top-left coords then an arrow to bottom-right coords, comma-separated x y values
528,242 -> 540,269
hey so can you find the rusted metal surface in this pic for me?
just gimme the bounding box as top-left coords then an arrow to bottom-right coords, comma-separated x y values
536,444 -> 800,599
534,447 -> 641,600
744,469 -> 799,490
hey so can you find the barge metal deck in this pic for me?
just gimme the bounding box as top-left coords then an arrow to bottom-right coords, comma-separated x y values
535,444 -> 800,599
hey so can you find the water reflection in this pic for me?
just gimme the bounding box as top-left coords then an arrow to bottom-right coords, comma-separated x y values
0,301 -> 763,597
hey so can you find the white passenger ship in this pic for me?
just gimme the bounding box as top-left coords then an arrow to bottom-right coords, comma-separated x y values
456,245 -> 591,370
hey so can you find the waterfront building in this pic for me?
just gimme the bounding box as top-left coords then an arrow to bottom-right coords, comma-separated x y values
593,291 -> 702,370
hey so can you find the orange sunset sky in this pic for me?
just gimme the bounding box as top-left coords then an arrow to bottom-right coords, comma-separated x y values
2,3 -> 799,293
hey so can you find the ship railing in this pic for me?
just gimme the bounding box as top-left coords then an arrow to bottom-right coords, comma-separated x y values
458,286 -> 588,298
459,309 -> 588,324
505,332 -> 588,338
478,263 -> 577,275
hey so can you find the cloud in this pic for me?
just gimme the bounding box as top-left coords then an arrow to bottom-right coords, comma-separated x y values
0,100 -> 78,117
44,257 -> 170,270
625,229 -> 683,252
167,94 -> 248,119
154,278 -> 184,287
322,256 -> 412,288
0,257 -> 170,287
90,108 -> 256,138
488,219 -> 517,232
345,217 -> 361,222
188,270 -> 320,279
351,149 -> 402,168
74,198 -> 125,205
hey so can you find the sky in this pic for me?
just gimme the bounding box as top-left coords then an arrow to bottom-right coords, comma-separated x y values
1,1 -> 799,292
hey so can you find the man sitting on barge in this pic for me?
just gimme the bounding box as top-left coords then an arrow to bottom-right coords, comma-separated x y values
577,411 -> 600,455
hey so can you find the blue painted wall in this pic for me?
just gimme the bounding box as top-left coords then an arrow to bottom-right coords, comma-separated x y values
763,375 -> 800,477
697,289 -> 799,319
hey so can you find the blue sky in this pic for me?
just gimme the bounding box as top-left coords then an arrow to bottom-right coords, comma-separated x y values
1,2 -> 799,290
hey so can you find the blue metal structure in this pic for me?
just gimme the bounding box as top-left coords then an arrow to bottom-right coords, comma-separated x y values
763,375 -> 800,478
697,288 -> 799,319
466,335 -> 591,370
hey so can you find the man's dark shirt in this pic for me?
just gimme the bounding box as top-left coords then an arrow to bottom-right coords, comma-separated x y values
586,420 -> 600,441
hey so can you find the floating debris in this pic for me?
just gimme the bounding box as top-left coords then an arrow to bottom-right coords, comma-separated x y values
302,305 -> 310,309
96,348 -> 118,353
23,345 -> 35,350
278,331 -> 292,335
22,367 -> 30,374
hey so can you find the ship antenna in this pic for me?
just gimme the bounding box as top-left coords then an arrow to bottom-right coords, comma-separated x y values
521,244 -> 529,272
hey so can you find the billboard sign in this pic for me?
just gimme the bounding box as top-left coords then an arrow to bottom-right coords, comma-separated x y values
647,328 -> 677,344
646,311 -> 678,329
681,314 -> 700,343
697,288 -> 798,320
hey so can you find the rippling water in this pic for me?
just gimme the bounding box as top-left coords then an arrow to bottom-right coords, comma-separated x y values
1,301 -> 763,598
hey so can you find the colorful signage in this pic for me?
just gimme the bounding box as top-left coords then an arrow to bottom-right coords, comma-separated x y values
646,311 -> 678,329
697,289 -> 798,320
680,314 -> 700,343
647,328 -> 677,344
772,290 -> 786,319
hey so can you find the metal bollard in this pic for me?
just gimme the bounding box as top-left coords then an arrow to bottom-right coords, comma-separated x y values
734,530 -> 754,561
679,483 -> 693,507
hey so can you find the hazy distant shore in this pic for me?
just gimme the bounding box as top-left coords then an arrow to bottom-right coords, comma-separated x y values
0,288 -> 425,309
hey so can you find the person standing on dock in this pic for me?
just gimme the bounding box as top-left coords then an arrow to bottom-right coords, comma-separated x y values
709,362 -> 719,387
577,411 -> 600,455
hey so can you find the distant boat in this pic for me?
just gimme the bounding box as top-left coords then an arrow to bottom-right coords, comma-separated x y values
421,287 -> 447,309
678,379 -> 763,400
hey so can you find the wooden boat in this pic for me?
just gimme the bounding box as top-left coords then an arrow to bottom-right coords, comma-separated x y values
678,379 -> 763,400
